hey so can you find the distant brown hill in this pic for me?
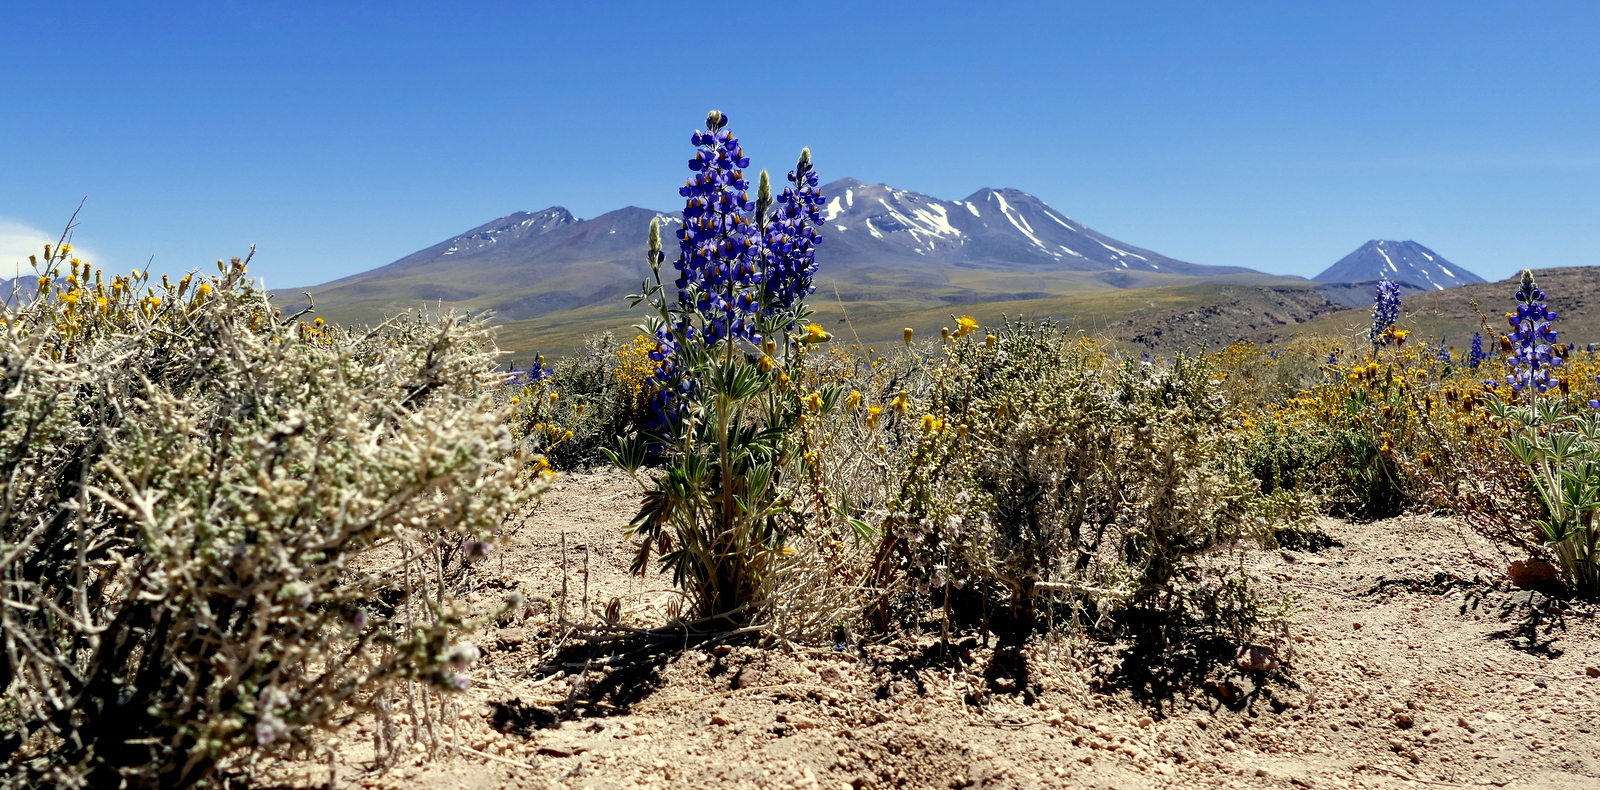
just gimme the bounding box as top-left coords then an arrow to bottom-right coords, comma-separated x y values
1242,266 -> 1600,353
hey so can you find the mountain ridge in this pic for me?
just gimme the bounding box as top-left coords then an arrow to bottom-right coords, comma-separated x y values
277,178 -> 1281,335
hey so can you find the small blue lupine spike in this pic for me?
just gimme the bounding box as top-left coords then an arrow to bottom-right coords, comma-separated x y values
1368,279 -> 1403,345
1504,270 -> 1561,396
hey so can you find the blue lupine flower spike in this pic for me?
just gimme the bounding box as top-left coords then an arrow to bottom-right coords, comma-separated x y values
761,147 -> 825,324
1504,269 -> 1562,396
1468,333 -> 1488,370
1368,279 -> 1402,346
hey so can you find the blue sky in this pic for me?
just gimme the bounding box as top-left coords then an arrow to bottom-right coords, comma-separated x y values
3,1 -> 1598,287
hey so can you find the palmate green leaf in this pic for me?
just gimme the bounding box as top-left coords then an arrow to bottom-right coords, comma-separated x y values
744,461 -> 773,505
603,432 -> 652,476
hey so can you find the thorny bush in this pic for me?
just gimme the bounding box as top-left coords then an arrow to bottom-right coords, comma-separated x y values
0,245 -> 541,788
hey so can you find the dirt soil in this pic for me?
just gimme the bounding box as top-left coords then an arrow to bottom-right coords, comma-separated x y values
267,470 -> 1600,790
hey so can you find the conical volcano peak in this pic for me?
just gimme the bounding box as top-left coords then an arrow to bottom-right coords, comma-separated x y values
1313,240 -> 1484,291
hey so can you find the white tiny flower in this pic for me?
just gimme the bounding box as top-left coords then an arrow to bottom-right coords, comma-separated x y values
445,641 -> 480,669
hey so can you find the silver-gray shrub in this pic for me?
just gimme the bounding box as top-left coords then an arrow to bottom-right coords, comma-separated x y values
1,249 -> 537,787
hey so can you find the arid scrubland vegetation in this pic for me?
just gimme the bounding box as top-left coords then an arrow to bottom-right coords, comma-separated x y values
4,114 -> 1598,789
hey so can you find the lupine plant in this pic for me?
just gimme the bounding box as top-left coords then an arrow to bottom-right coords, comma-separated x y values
610,111 -> 836,625
1487,271 -> 1599,595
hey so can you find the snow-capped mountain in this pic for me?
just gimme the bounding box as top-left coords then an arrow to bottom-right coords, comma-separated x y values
816,178 -> 1253,276
281,179 -> 1264,326
1313,240 -> 1484,291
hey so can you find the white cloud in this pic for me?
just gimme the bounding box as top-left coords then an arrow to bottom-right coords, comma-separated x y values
0,218 -> 97,280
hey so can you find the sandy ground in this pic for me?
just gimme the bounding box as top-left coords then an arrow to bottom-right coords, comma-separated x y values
266,470 -> 1600,790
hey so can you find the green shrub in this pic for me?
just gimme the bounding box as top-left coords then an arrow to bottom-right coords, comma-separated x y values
506,332 -> 655,471
0,248 -> 538,788
859,321 -> 1290,645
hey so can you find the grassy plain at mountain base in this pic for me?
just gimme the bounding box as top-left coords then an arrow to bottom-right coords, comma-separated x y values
483,275 -> 1333,363
299,266 -> 1600,365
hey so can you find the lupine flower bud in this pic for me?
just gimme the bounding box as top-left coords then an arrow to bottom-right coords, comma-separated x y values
647,219 -> 663,275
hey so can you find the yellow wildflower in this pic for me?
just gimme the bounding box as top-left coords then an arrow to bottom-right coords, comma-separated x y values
903,328 -> 913,345
803,323 -> 831,343
919,414 -> 943,433
510,397 -> 521,405
891,391 -> 908,413
805,391 -> 823,411
759,354 -> 775,372
197,283 -> 212,297
986,334 -> 997,349
845,390 -> 862,409
954,315 -> 978,338
866,405 -> 883,427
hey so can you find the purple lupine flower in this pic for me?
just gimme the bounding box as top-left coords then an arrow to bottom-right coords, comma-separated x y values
1504,270 -> 1561,395
761,149 -> 825,322
460,539 -> 492,564
1436,344 -> 1452,365
1368,279 -> 1402,345
645,320 -> 696,429
673,111 -> 762,347
1327,353 -> 1338,365
1468,332 -> 1488,370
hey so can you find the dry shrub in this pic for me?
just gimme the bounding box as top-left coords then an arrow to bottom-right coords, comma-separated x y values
792,321 -> 1294,649
0,247 -> 540,788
